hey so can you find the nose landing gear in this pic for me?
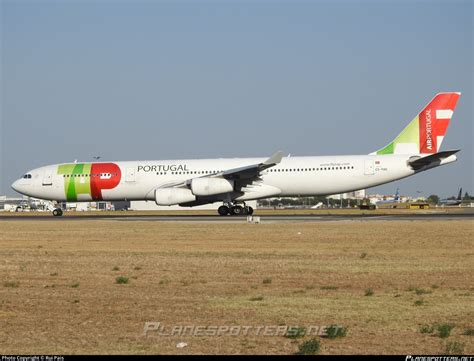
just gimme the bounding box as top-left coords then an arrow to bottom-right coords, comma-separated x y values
52,208 -> 63,217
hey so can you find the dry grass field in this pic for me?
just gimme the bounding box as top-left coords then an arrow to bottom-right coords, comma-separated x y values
0,218 -> 473,354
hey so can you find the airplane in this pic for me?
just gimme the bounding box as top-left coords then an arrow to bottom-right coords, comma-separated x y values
438,188 -> 463,206
311,202 -> 324,209
11,92 -> 461,217
376,188 -> 401,207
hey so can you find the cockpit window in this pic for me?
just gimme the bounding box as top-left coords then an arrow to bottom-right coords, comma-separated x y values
23,174 -> 32,179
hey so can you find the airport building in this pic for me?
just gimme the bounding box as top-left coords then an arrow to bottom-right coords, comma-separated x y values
0,195 -> 126,212
0,195 -> 255,212
328,189 -> 366,200
367,193 -> 411,204
0,195 -> 30,212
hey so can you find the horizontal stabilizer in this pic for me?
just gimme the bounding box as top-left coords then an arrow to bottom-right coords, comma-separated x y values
408,149 -> 460,170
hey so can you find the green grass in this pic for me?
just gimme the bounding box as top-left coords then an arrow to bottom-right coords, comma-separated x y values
444,340 -> 464,355
419,325 -> 434,334
295,338 -> 320,355
293,289 -> 306,294
320,285 -> 338,290
364,288 -> 374,296
414,288 -> 432,295
70,282 -> 80,288
436,323 -> 455,338
419,323 -> 455,338
249,296 -> 264,302
3,281 -> 19,288
462,327 -> 474,336
158,278 -> 170,285
115,276 -> 129,285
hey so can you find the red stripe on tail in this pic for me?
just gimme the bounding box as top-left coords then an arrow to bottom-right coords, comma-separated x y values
419,93 -> 460,154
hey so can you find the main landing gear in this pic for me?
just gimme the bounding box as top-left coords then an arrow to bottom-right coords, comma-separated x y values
218,203 -> 254,216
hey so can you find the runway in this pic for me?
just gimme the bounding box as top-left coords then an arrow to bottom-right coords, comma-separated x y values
1,209 -> 473,222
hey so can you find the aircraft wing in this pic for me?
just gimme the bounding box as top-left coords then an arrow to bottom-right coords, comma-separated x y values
158,151 -> 284,190
217,151 -> 283,181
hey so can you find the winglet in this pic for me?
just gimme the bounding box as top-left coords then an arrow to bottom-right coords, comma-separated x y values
218,151 -> 285,180
264,151 -> 284,166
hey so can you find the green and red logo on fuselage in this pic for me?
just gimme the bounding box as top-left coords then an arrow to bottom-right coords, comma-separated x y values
57,163 -> 121,201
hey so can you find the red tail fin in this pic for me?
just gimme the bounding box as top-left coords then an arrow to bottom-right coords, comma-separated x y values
419,92 -> 460,154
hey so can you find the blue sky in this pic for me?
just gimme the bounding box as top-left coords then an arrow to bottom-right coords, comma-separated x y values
1,0 -> 472,198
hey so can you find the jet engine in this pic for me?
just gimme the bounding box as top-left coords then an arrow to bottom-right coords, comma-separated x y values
155,188 -> 196,206
190,178 -> 234,196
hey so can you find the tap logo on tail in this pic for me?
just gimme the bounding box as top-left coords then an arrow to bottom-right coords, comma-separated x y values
374,92 -> 460,155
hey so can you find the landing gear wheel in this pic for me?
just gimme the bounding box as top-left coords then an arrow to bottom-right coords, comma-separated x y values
246,206 -> 254,215
230,205 -> 244,216
218,205 -> 230,216
52,208 -> 63,217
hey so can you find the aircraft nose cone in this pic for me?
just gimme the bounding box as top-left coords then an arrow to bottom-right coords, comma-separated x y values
11,179 -> 22,194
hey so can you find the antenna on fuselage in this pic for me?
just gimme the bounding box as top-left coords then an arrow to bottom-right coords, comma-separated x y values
93,156 -> 101,161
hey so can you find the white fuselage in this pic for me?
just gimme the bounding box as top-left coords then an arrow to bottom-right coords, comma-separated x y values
11,154 -> 432,204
